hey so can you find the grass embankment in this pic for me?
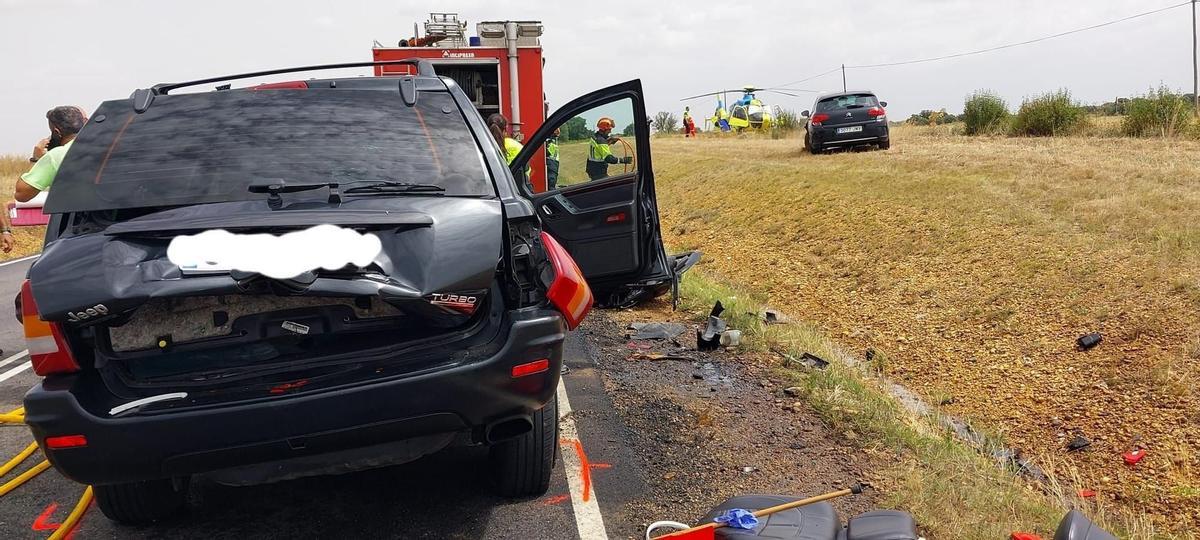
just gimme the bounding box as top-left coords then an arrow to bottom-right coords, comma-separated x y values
672,269 -> 1159,539
653,125 -> 1198,536
0,155 -> 47,260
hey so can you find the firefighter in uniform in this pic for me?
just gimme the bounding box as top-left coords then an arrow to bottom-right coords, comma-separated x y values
546,127 -> 561,190
586,117 -> 632,181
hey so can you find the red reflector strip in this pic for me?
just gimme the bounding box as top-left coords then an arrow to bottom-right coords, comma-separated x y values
249,81 -> 309,90
512,359 -> 550,378
605,212 -> 627,224
45,435 -> 88,449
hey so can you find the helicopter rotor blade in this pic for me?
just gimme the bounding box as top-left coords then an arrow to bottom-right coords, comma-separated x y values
762,89 -> 800,97
679,89 -> 745,101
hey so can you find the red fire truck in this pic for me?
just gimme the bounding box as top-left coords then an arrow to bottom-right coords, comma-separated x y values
372,14 -> 550,192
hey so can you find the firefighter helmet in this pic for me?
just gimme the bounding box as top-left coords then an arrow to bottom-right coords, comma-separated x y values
596,117 -> 615,131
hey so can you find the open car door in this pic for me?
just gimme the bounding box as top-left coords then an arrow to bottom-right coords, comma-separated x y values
510,80 -> 675,307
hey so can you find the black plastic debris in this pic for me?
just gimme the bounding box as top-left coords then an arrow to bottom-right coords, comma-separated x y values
800,352 -> 830,369
669,251 -> 703,309
628,322 -> 687,341
1076,332 -> 1102,350
762,309 -> 788,325
697,301 -> 727,351
1066,433 -> 1092,452
865,348 -> 876,362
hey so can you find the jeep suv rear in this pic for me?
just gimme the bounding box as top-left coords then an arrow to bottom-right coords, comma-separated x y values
20,60 -> 672,524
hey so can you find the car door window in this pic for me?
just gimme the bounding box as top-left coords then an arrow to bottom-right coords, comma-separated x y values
528,98 -> 638,192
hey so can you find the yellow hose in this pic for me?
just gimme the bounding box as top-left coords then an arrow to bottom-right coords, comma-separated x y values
0,459 -> 50,496
5,406 -> 23,416
0,442 -> 37,477
0,413 -> 26,424
48,486 -> 93,540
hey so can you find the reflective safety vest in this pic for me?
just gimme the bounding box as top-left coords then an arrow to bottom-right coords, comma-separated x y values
546,138 -> 560,161
504,137 -> 532,180
504,137 -> 523,164
587,133 -> 618,180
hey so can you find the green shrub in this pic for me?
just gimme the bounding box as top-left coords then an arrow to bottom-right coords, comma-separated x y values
1123,86 -> 1194,137
773,108 -> 800,132
1011,90 -> 1086,137
961,91 -> 1010,135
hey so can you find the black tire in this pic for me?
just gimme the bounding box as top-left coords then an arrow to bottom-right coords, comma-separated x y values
878,139 -> 891,150
95,478 -> 189,525
490,396 -> 558,497
808,140 -> 823,155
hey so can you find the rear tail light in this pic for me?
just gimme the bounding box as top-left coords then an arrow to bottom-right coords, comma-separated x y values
45,435 -> 88,449
540,232 -> 593,330
811,113 -> 830,125
20,280 -> 80,376
868,107 -> 886,118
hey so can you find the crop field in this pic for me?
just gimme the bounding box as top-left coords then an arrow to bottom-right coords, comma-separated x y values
0,155 -> 47,260
653,125 -> 1200,531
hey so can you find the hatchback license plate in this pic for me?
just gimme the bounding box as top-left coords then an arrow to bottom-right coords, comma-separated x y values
837,126 -> 864,134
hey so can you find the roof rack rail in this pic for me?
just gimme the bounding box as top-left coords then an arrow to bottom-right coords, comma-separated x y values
149,59 -> 437,95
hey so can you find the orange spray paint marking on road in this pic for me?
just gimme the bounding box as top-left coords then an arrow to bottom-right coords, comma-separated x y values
542,494 -> 570,506
562,437 -> 592,502
32,502 -> 62,530
589,463 -> 612,469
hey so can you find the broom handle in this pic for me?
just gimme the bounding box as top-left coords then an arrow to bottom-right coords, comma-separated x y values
657,484 -> 864,538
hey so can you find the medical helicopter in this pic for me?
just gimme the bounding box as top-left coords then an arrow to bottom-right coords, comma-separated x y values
680,86 -> 813,132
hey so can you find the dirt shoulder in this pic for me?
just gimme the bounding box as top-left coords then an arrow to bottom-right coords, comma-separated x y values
580,305 -> 881,537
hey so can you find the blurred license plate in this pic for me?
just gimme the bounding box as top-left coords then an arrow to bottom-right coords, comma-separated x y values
837,126 -> 863,134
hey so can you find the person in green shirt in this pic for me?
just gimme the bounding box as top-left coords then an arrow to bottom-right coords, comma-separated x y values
15,106 -> 87,203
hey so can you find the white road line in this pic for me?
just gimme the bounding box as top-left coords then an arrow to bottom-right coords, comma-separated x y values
0,361 -> 31,383
557,380 -> 609,540
0,254 -> 38,267
0,349 -> 28,369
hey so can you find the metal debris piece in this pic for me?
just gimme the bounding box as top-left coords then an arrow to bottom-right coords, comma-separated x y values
800,352 -> 830,369
697,301 -> 726,351
628,322 -> 687,341
720,330 -> 742,348
1066,433 -> 1092,452
1076,332 -> 1102,350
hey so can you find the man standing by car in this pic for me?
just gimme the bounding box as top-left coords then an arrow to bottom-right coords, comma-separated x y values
586,117 -> 632,181
15,106 -> 87,202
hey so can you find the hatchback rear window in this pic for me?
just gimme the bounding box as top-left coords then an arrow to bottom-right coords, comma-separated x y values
46,89 -> 492,213
816,94 -> 879,112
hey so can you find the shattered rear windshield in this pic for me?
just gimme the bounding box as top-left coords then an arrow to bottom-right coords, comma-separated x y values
46,89 -> 492,213
815,94 -> 879,112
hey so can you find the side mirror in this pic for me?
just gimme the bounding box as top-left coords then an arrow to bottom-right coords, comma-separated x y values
879,101 -> 888,108
801,110 -> 810,117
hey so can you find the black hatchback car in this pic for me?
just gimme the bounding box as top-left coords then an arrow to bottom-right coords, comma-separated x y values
19,60 -> 674,524
801,91 -> 890,153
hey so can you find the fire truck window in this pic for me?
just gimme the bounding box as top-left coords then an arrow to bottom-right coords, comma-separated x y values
539,98 -> 637,192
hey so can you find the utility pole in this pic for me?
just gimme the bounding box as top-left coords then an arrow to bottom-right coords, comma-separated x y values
1193,0 -> 1198,115
841,64 -> 847,92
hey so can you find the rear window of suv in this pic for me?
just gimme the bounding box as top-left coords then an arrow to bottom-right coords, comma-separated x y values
46,89 -> 492,213
815,94 -> 879,112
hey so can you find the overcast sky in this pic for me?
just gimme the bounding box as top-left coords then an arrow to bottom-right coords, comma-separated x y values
0,0 -> 1194,153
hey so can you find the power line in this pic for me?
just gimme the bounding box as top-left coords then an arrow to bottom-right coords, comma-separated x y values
774,66 -> 843,89
846,1 -> 1190,69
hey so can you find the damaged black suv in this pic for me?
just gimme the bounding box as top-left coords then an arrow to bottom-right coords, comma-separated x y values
19,60 -> 675,523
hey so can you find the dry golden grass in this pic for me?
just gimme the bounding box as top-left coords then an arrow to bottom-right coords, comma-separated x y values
0,155 -> 47,260
653,125 -> 1200,534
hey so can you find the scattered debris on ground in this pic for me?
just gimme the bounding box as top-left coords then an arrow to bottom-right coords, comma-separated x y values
589,305 -> 881,538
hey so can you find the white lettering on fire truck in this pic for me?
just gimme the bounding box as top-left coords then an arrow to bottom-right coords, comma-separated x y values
441,50 -> 476,59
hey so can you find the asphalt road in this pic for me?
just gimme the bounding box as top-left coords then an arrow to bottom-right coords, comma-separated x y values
0,256 -> 651,539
